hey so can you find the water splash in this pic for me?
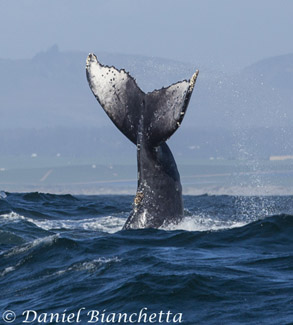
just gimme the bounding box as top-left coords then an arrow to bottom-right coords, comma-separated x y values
162,214 -> 247,232
0,191 -> 7,199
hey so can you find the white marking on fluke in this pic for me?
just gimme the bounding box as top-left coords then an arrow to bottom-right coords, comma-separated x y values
189,70 -> 199,92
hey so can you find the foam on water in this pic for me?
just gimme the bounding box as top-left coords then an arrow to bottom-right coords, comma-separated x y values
0,211 -> 125,233
0,235 -> 60,277
25,213 -> 251,233
0,258 -> 25,277
3,234 -> 59,258
55,257 -> 121,276
0,191 -> 7,199
27,216 -> 125,233
1,193 -> 292,324
0,266 -> 16,277
0,210 -> 253,234
0,212 -> 26,223
162,214 -> 249,232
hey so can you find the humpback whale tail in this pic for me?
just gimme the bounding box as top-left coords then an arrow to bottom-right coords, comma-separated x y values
86,54 -> 198,229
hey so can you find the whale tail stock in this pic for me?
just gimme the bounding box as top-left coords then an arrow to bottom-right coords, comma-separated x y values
86,53 -> 199,229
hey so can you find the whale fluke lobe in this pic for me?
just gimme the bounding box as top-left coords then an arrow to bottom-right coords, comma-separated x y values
86,53 -> 143,144
145,72 -> 198,146
86,53 -> 198,229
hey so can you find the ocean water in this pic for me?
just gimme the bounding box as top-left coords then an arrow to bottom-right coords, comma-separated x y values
0,191 -> 292,324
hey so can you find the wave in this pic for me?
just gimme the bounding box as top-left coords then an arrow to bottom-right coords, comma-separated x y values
0,211 -> 26,223
0,234 -> 60,279
0,210 -> 258,234
0,192 -> 292,325
0,191 -> 7,199
0,212 -> 125,234
162,215 -> 248,232
0,230 -> 25,248
0,266 -> 16,277
231,213 -> 293,242
22,192 -> 78,202
55,257 -> 121,276
3,234 -> 59,258
1,209 -> 292,238
27,215 -> 126,233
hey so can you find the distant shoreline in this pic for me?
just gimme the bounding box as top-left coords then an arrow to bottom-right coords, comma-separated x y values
2,184 -> 293,196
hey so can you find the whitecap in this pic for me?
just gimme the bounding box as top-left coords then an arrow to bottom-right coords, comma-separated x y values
55,257 -> 121,276
161,215 -> 248,232
27,216 -> 125,234
0,191 -> 7,199
0,266 -> 16,277
4,234 -> 59,257
0,212 -> 25,223
0,259 -> 27,277
0,211 -> 126,233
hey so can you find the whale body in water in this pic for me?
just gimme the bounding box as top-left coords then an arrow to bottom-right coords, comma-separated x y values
86,54 -> 198,229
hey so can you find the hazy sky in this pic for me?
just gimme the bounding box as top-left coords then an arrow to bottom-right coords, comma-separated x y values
0,0 -> 292,71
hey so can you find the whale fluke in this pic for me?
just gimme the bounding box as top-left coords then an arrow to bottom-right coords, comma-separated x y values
86,53 -> 199,229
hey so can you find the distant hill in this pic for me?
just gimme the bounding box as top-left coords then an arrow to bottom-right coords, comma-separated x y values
0,45 -> 194,129
243,53 -> 293,90
1,46 -> 292,130
0,47 -> 292,164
